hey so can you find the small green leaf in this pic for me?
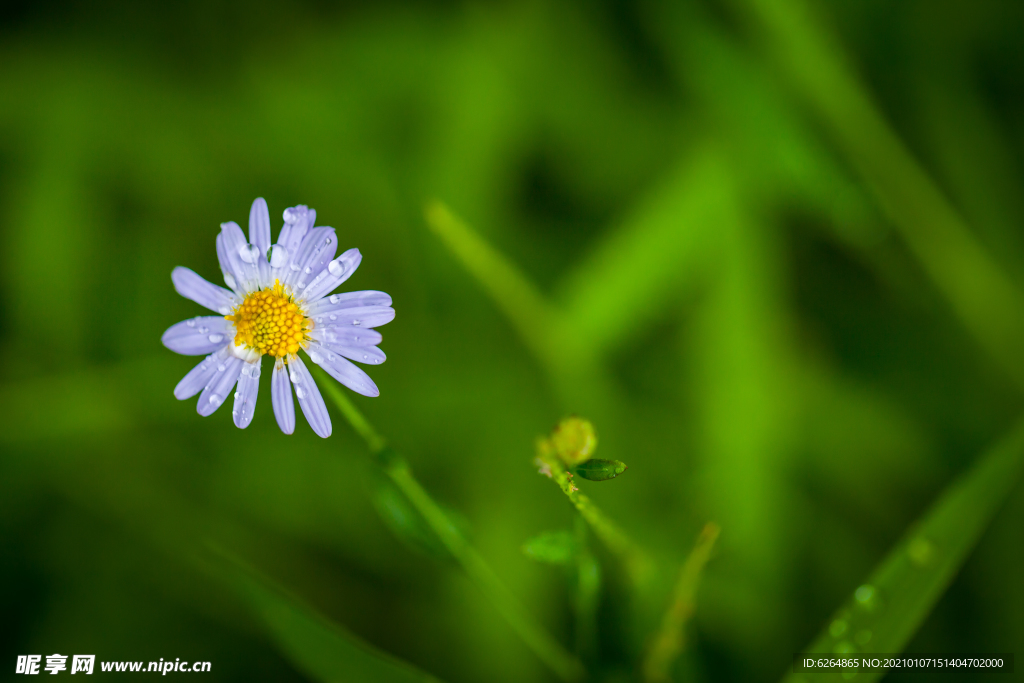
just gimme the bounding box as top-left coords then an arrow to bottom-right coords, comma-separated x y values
522,531 -> 579,565
573,459 -> 628,481
782,417 -> 1024,683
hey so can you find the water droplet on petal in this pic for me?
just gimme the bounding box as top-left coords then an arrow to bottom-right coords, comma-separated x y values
325,236 -> 333,245
217,363 -> 226,372
269,244 -> 288,268
234,391 -> 241,400
199,326 -> 209,334
218,306 -> 231,315
329,294 -> 340,304
289,369 -> 301,383
304,266 -> 312,274
186,319 -> 197,328
328,259 -> 344,277
352,319 -> 361,326
329,314 -> 336,321
309,351 -> 323,364
295,386 -> 306,400
238,243 -> 260,264
289,262 -> 301,271
297,281 -> 306,290
209,334 -> 224,343
209,393 -> 223,406
224,272 -> 237,289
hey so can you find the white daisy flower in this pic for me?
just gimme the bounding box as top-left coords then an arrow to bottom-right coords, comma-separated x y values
162,198 -> 394,437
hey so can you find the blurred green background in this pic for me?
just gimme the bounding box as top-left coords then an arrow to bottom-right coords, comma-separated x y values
3,0 -> 1024,681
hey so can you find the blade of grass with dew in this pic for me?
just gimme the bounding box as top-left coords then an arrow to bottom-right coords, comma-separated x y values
210,546 -> 443,683
733,0 -> 1024,390
642,523 -> 720,683
782,416 -> 1024,683
316,372 -> 586,682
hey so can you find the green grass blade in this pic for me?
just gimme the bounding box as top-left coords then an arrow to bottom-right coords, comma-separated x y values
554,143 -> 729,360
424,201 -> 565,371
212,547 -> 443,683
783,417 -> 1024,683
734,0 -> 1024,390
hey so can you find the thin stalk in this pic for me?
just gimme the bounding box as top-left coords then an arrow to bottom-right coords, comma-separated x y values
642,523 -> 720,683
538,452 -> 653,588
317,374 -> 585,683
572,516 -> 600,663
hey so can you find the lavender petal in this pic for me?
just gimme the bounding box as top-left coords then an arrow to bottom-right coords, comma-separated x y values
171,267 -> 237,315
271,359 -> 295,434
162,316 -> 233,355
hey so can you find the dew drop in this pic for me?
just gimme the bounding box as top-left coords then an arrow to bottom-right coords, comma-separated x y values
289,369 -> 301,383
232,410 -> 238,417
325,236 -> 333,245
199,326 -> 209,334
309,351 -> 323,364
283,208 -> 299,224
234,391 -> 241,400
352,319 -> 361,326
217,363 -> 226,372
238,243 -> 260,264
908,537 -> 934,567
269,245 -> 288,268
224,272 -> 237,289
208,334 -> 224,343
304,266 -> 312,274
208,393 -> 223,407
289,262 -> 301,271
853,585 -> 880,613
328,259 -> 344,277
186,319 -> 197,328
327,353 -> 336,362
329,294 -> 340,304
297,281 -> 306,290
218,306 -> 231,315
329,314 -> 336,321
829,619 -> 848,638
295,386 -> 306,400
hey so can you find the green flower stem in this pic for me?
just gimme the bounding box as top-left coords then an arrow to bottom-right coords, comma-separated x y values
317,375 -> 585,683
572,517 -> 600,662
642,523 -> 720,683
540,453 -> 653,588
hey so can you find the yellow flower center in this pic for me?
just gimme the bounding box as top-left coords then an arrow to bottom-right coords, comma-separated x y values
227,279 -> 311,358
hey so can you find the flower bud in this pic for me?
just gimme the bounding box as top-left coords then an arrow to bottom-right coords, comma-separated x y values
573,459 -> 628,481
550,416 -> 598,465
